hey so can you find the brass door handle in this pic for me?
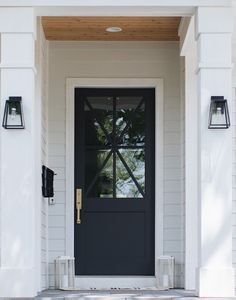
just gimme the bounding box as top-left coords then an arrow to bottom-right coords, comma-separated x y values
76,188 -> 82,224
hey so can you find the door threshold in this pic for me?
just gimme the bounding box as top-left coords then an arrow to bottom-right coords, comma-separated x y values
75,276 -> 156,278
74,277 -> 156,289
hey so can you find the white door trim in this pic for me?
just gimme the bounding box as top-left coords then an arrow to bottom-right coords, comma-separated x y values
65,77 -> 164,288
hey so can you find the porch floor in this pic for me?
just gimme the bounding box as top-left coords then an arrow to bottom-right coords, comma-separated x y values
37,289 -> 197,300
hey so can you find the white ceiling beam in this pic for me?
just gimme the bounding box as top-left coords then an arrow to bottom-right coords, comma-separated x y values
0,1 -> 232,17
0,0 -> 232,6
178,17 -> 192,55
35,6 -> 194,17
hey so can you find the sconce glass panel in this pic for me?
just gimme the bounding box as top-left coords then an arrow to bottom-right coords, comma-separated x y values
208,96 -> 230,129
2,97 -> 25,129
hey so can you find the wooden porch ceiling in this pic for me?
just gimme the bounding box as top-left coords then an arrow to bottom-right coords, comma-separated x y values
41,17 -> 181,41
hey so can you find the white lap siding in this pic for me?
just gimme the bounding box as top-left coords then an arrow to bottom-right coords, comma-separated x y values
48,41 -> 183,287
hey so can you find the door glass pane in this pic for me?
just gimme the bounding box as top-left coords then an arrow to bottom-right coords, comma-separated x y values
85,97 -> 113,146
116,149 -> 145,198
116,96 -> 145,146
85,150 -> 113,198
83,94 -> 146,199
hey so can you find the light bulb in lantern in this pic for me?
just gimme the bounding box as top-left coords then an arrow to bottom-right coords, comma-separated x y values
10,108 -> 17,120
216,107 -> 222,115
213,106 -> 224,125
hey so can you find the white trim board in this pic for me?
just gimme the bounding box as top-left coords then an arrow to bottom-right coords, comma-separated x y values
65,78 -> 164,288
0,0 -> 231,8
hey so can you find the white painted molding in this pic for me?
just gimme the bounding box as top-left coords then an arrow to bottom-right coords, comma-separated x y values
0,268 -> 37,297
178,17 -> 191,37
194,5 -> 235,297
0,0 -> 232,6
65,77 -> 164,287
196,62 -> 233,72
181,15 -> 198,291
0,7 -> 35,35
195,64 -> 233,76
195,7 -> 233,38
185,53 -> 198,292
0,10 -> 38,296
0,64 -> 37,74
35,6 -> 194,17
178,17 -> 191,56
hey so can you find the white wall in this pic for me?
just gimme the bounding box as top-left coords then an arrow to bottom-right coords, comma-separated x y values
232,13 -> 236,289
228,2 -> 236,291
47,41 -> 183,287
0,7 -> 41,297
232,86 -> 236,293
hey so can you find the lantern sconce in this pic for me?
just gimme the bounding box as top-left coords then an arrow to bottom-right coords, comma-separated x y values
208,96 -> 230,129
2,96 -> 25,129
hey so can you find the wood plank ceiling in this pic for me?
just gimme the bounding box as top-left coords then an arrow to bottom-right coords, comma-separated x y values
42,17 -> 181,41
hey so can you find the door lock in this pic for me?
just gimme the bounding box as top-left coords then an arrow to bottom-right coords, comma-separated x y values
76,188 -> 82,224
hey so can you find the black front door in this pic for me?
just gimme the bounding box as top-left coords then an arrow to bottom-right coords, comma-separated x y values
74,88 -> 155,276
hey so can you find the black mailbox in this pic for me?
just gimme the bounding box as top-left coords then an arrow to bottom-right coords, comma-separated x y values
42,165 -> 56,198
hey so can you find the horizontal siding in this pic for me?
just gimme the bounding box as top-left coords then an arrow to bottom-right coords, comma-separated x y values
48,41 -> 183,288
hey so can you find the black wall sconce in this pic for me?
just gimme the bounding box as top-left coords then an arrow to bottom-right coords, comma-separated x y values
208,96 -> 230,129
2,96 -> 25,129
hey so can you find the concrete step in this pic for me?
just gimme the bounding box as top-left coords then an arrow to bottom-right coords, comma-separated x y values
36,289 -> 196,300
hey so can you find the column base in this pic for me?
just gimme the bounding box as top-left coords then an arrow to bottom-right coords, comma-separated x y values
196,267 -> 235,297
0,268 -> 38,297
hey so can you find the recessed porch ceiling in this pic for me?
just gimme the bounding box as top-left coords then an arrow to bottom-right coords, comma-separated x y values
41,17 -> 181,41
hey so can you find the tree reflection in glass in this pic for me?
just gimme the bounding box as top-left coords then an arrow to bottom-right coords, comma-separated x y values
116,97 -> 145,146
84,95 -> 146,198
86,150 -> 113,198
85,98 -> 113,146
116,149 -> 145,198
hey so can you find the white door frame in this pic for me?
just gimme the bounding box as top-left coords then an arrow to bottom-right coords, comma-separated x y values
65,78 -> 164,288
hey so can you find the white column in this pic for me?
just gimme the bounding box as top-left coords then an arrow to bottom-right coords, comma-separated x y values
195,7 -> 235,297
179,16 -> 198,291
0,8 -> 40,297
